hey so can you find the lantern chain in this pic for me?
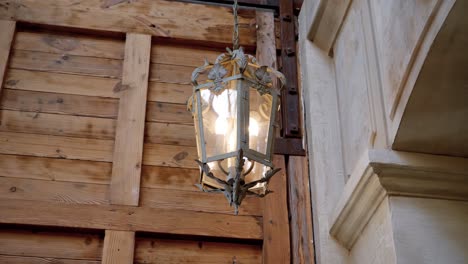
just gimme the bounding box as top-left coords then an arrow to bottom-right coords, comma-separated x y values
233,0 -> 240,50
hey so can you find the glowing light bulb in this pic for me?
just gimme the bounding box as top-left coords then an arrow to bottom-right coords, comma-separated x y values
215,116 -> 228,135
249,118 -> 259,137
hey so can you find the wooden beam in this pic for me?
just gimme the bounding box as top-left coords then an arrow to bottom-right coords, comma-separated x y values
262,155 -> 291,263
256,11 -> 290,263
279,0 -> 302,138
183,0 -> 303,10
287,156 -> 315,264
110,33 -> 151,206
274,138 -> 306,156
0,0 -> 257,47
102,230 -> 135,264
0,199 -> 263,240
0,20 -> 15,90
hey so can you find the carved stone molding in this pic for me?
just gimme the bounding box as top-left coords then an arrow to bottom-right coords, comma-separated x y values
330,149 -> 468,250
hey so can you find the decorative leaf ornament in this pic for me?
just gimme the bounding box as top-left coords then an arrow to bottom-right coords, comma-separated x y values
207,63 -> 228,93
254,66 -> 273,95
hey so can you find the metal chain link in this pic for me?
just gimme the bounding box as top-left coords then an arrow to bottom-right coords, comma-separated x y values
232,0 -> 240,50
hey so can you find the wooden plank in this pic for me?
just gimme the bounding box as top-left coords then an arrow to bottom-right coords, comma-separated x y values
151,44 -> 221,67
149,63 -> 193,84
262,155 -> 291,263
0,131 -> 197,168
143,143 -> 198,168
110,33 -> 151,206
0,154 -> 111,184
147,82 -> 192,104
4,69 -> 121,98
1,89 -> 191,124
10,50 -> 122,78
141,165 -> 199,191
0,256 -> 100,264
0,88 -> 119,119
0,229 -> 103,260
145,122 -> 195,146
0,20 -> 15,90
102,230 -> 135,264
146,101 -> 193,124
4,69 -> 191,104
14,31 -> 125,59
257,10 -> 290,263
0,0 -> 257,47
0,131 -> 114,162
287,156 -> 314,264
0,199 -> 263,240
135,238 -> 262,264
140,188 -> 262,216
0,175 -> 261,216
0,176 -> 108,205
0,154 -> 199,189
0,110 -> 116,140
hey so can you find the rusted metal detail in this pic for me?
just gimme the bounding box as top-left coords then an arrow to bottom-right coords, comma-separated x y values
279,0 -> 301,138
274,138 -> 306,156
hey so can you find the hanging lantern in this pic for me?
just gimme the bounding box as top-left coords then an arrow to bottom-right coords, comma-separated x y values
187,0 -> 286,214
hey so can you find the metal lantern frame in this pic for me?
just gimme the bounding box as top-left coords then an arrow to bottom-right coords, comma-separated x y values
187,0 -> 286,214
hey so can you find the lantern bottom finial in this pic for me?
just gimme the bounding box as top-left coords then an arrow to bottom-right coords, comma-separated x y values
195,150 -> 280,215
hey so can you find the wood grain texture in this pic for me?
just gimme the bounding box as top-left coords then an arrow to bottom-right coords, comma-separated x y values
0,154 -> 199,190
135,238 -> 262,264
0,131 -> 114,162
110,33 -> 151,206
287,156 -> 314,264
14,30 -> 125,59
0,199 -> 263,240
5,69 -> 191,104
147,82 -> 192,104
262,155 -> 290,264
10,49 -> 123,78
0,154 -> 111,184
0,110 -> 116,140
257,10 -> 290,264
146,101 -> 193,124
0,131 -> 197,168
0,20 -> 15,90
0,256 -> 100,264
141,165 -> 199,191
140,187 -> 262,216
0,229 -> 103,260
0,176 -> 108,205
0,174 -> 261,216
142,143 -> 198,168
1,89 -> 191,124
102,230 -> 135,264
145,122 -> 195,146
0,0 -> 257,47
4,69 -> 121,98
151,43 -> 221,67
1,88 -> 119,119
149,63 -> 193,84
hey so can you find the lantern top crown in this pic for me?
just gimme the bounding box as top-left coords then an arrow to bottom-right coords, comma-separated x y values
189,47 -> 286,106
